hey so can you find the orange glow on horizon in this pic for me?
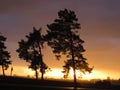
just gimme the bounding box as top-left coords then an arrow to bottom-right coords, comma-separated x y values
1,66 -> 119,80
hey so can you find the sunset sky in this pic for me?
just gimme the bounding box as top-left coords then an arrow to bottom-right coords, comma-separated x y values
0,0 -> 120,80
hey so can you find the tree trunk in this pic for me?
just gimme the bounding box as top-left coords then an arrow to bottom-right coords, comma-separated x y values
35,69 -> 38,79
2,65 -> 5,76
10,67 -> 13,76
70,33 -> 77,89
41,61 -> 44,80
33,46 -> 39,79
71,47 -> 77,89
37,42 -> 44,80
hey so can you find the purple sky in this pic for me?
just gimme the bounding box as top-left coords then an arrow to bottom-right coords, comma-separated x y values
0,0 -> 120,79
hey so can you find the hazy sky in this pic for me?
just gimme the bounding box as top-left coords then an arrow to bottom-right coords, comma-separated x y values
0,0 -> 120,79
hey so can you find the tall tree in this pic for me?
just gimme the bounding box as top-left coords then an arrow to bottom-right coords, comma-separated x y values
16,27 -> 48,80
45,9 -> 92,89
0,33 -> 11,76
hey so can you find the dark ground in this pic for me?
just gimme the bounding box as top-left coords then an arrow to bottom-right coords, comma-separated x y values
0,76 -> 120,90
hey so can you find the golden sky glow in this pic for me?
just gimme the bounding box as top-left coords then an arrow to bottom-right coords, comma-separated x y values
0,0 -> 120,80
2,66 -> 120,80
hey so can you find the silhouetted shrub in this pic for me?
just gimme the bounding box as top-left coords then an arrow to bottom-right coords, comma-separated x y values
94,80 -> 111,88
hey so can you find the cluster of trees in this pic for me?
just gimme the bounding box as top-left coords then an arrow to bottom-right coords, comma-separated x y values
0,9 -> 93,88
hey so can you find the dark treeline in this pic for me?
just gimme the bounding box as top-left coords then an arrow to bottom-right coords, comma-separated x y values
0,76 -> 120,90
0,9 -> 93,89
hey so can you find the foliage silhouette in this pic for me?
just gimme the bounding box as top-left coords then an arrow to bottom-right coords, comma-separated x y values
45,8 -> 93,89
63,59 -> 93,79
16,27 -> 48,80
0,33 -> 11,76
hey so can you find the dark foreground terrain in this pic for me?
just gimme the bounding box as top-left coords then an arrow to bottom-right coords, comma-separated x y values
0,76 -> 120,90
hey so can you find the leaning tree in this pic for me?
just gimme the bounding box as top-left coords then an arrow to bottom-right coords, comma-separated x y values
45,9 -> 93,89
16,27 -> 48,80
0,33 -> 11,76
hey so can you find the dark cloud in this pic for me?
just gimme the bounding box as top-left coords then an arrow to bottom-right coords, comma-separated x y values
0,0 -> 120,47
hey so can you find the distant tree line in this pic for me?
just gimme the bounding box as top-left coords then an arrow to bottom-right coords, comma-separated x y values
0,9 -> 93,89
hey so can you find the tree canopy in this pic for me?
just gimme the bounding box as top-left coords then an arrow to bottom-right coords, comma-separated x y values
16,27 -> 48,79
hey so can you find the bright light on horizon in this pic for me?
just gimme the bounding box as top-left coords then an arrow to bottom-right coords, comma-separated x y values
1,66 -> 120,80
44,68 -> 64,79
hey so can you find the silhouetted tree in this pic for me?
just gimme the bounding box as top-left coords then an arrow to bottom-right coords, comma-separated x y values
62,59 -> 93,79
16,27 -> 48,80
0,33 -> 11,76
45,9 -> 92,89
